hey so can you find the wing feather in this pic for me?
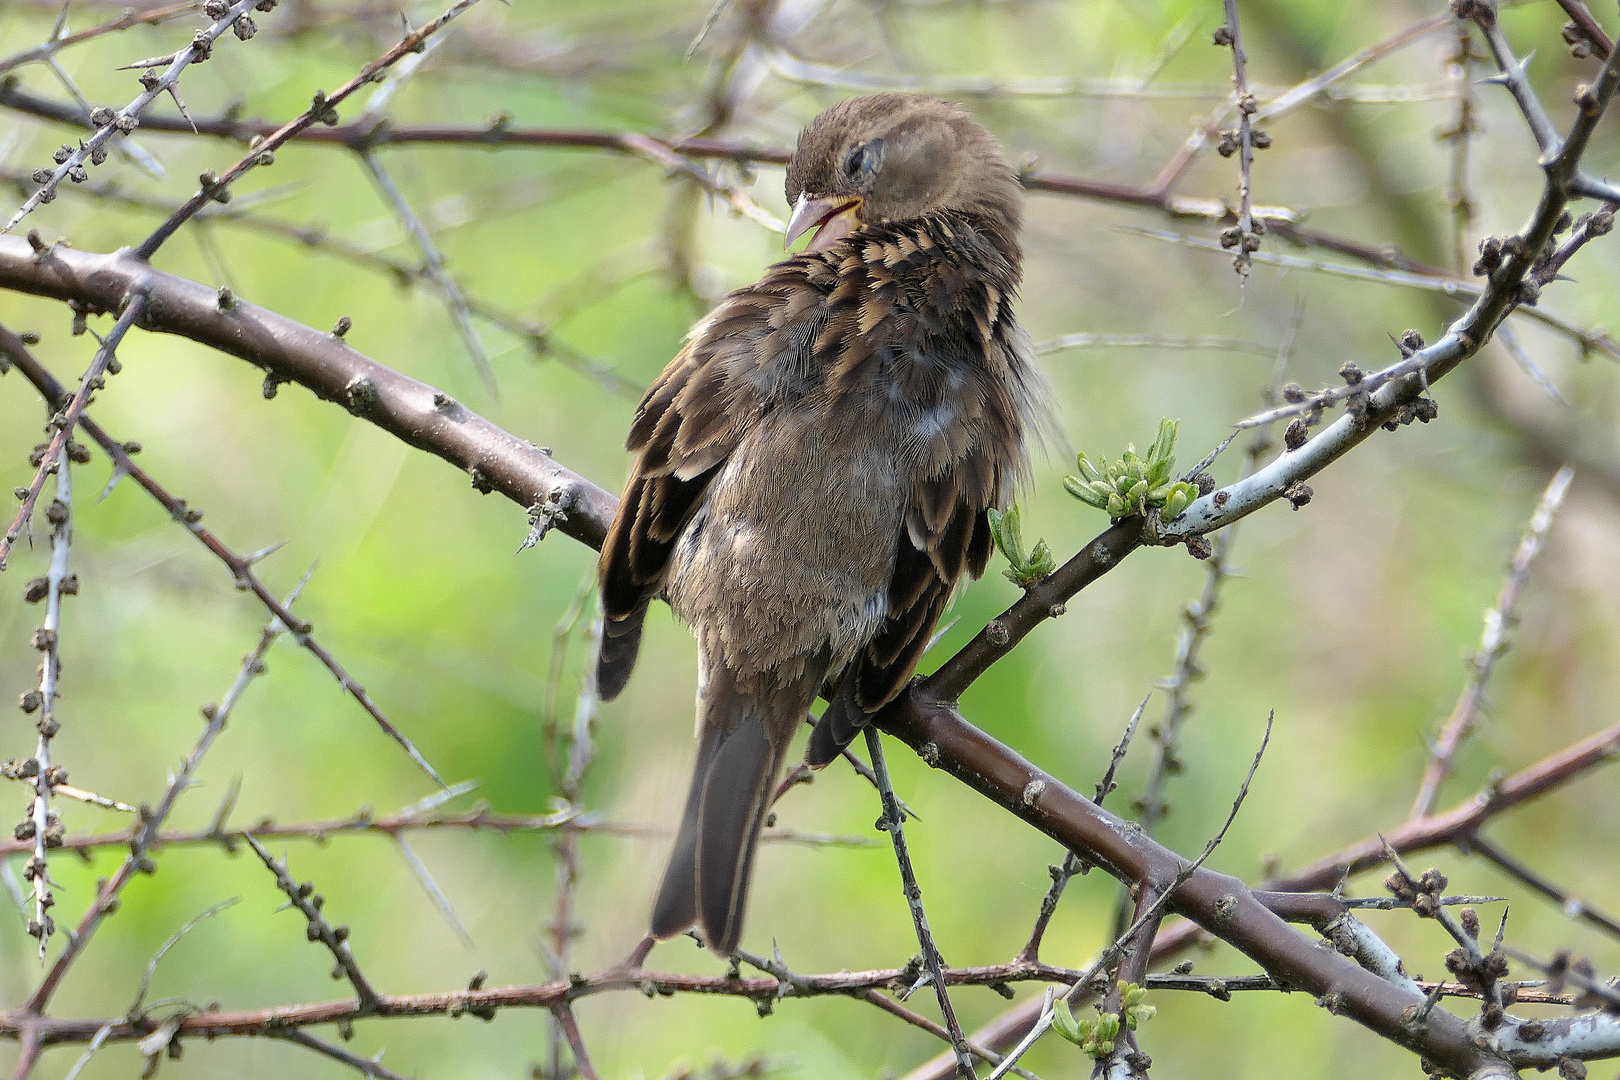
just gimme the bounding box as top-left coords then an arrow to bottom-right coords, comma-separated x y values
597,267 -> 816,698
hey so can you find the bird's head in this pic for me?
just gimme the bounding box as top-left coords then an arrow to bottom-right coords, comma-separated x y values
783,93 -> 1022,254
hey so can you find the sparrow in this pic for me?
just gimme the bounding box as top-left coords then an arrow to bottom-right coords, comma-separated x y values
597,93 -> 1049,955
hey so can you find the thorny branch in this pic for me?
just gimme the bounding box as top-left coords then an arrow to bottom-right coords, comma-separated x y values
1,2 -> 1619,1078
3,0 -> 267,235
0,2 -> 199,78
8,583 -> 301,1077
241,834 -> 383,1013
1214,0 -> 1264,275
0,323 -> 449,789
1410,465 -> 1575,820
131,0 -> 489,261
864,727 -> 976,1079
19,442 -> 71,959
927,21 -> 1620,700
0,290 -> 144,571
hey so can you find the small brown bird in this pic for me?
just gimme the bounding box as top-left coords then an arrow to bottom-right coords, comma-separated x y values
598,94 -> 1049,954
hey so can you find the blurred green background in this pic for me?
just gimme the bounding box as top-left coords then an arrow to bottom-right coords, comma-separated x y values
2,0 -> 1619,1076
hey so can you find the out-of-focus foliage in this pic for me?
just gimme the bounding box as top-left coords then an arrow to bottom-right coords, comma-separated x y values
1,0 -> 1618,1077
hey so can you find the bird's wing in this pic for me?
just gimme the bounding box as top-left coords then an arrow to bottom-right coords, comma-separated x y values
804,438 -> 1001,766
598,262 -> 828,698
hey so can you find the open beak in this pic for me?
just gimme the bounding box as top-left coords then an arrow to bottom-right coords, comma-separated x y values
784,193 -> 863,253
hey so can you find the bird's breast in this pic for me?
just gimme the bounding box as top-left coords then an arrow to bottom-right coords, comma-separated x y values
665,402 -> 917,680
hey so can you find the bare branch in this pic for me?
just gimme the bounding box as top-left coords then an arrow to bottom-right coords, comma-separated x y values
1,291 -> 144,570
864,728 -> 975,1079
242,834 -> 383,1013
1410,466 -> 1575,819
3,0 -> 266,234
0,324 -> 451,789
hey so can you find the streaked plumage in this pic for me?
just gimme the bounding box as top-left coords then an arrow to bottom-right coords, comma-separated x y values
597,94 -> 1050,954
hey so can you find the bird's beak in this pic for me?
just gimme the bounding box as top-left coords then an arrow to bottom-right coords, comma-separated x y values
784,193 -> 863,252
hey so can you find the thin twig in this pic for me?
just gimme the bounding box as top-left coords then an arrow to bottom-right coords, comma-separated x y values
242,833 -> 382,1012
1036,334 -> 1276,357
1554,0 -> 1614,58
0,1 -> 199,76
0,326 -> 451,789
21,442 -> 71,958
131,0 -> 488,260
1442,24 -> 1481,273
988,714 -> 1273,1080
1410,465 -> 1574,819
360,149 -> 497,396
1219,0 -> 1259,275
130,897 -> 240,1015
20,579 -> 300,1019
1018,693 -> 1147,964
1121,226 -> 1620,364
3,0 -> 265,233
864,728 -> 975,1079
1,292 -> 144,570
552,1004 -> 601,1080
1464,834 -> 1620,945
278,1029 -> 414,1080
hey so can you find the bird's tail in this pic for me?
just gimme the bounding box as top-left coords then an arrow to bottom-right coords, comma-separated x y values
650,660 -> 823,954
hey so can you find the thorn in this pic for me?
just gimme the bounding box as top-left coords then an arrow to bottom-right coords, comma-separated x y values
166,84 -> 197,134
899,970 -> 933,1001
95,463 -> 128,503
245,539 -> 288,566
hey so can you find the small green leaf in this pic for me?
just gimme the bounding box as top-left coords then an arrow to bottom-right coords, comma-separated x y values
1063,476 -> 1105,508
1067,418 -> 1188,520
1027,538 -> 1055,579
990,504 -> 1052,587
988,506 -> 1024,567
1051,1003 -> 1085,1045
1149,417 -> 1179,467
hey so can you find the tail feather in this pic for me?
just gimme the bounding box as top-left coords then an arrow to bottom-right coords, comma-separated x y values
649,722 -> 720,940
806,675 -> 867,768
597,603 -> 647,703
696,716 -> 775,953
650,658 -> 825,954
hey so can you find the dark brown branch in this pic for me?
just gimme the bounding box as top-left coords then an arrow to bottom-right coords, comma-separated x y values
0,241 -> 617,549
1462,834 -> 1620,944
1285,715 -> 1620,891
0,83 -> 1440,277
1554,0 -> 1614,58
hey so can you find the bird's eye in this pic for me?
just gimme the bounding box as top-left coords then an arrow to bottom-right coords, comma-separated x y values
844,140 -> 883,183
